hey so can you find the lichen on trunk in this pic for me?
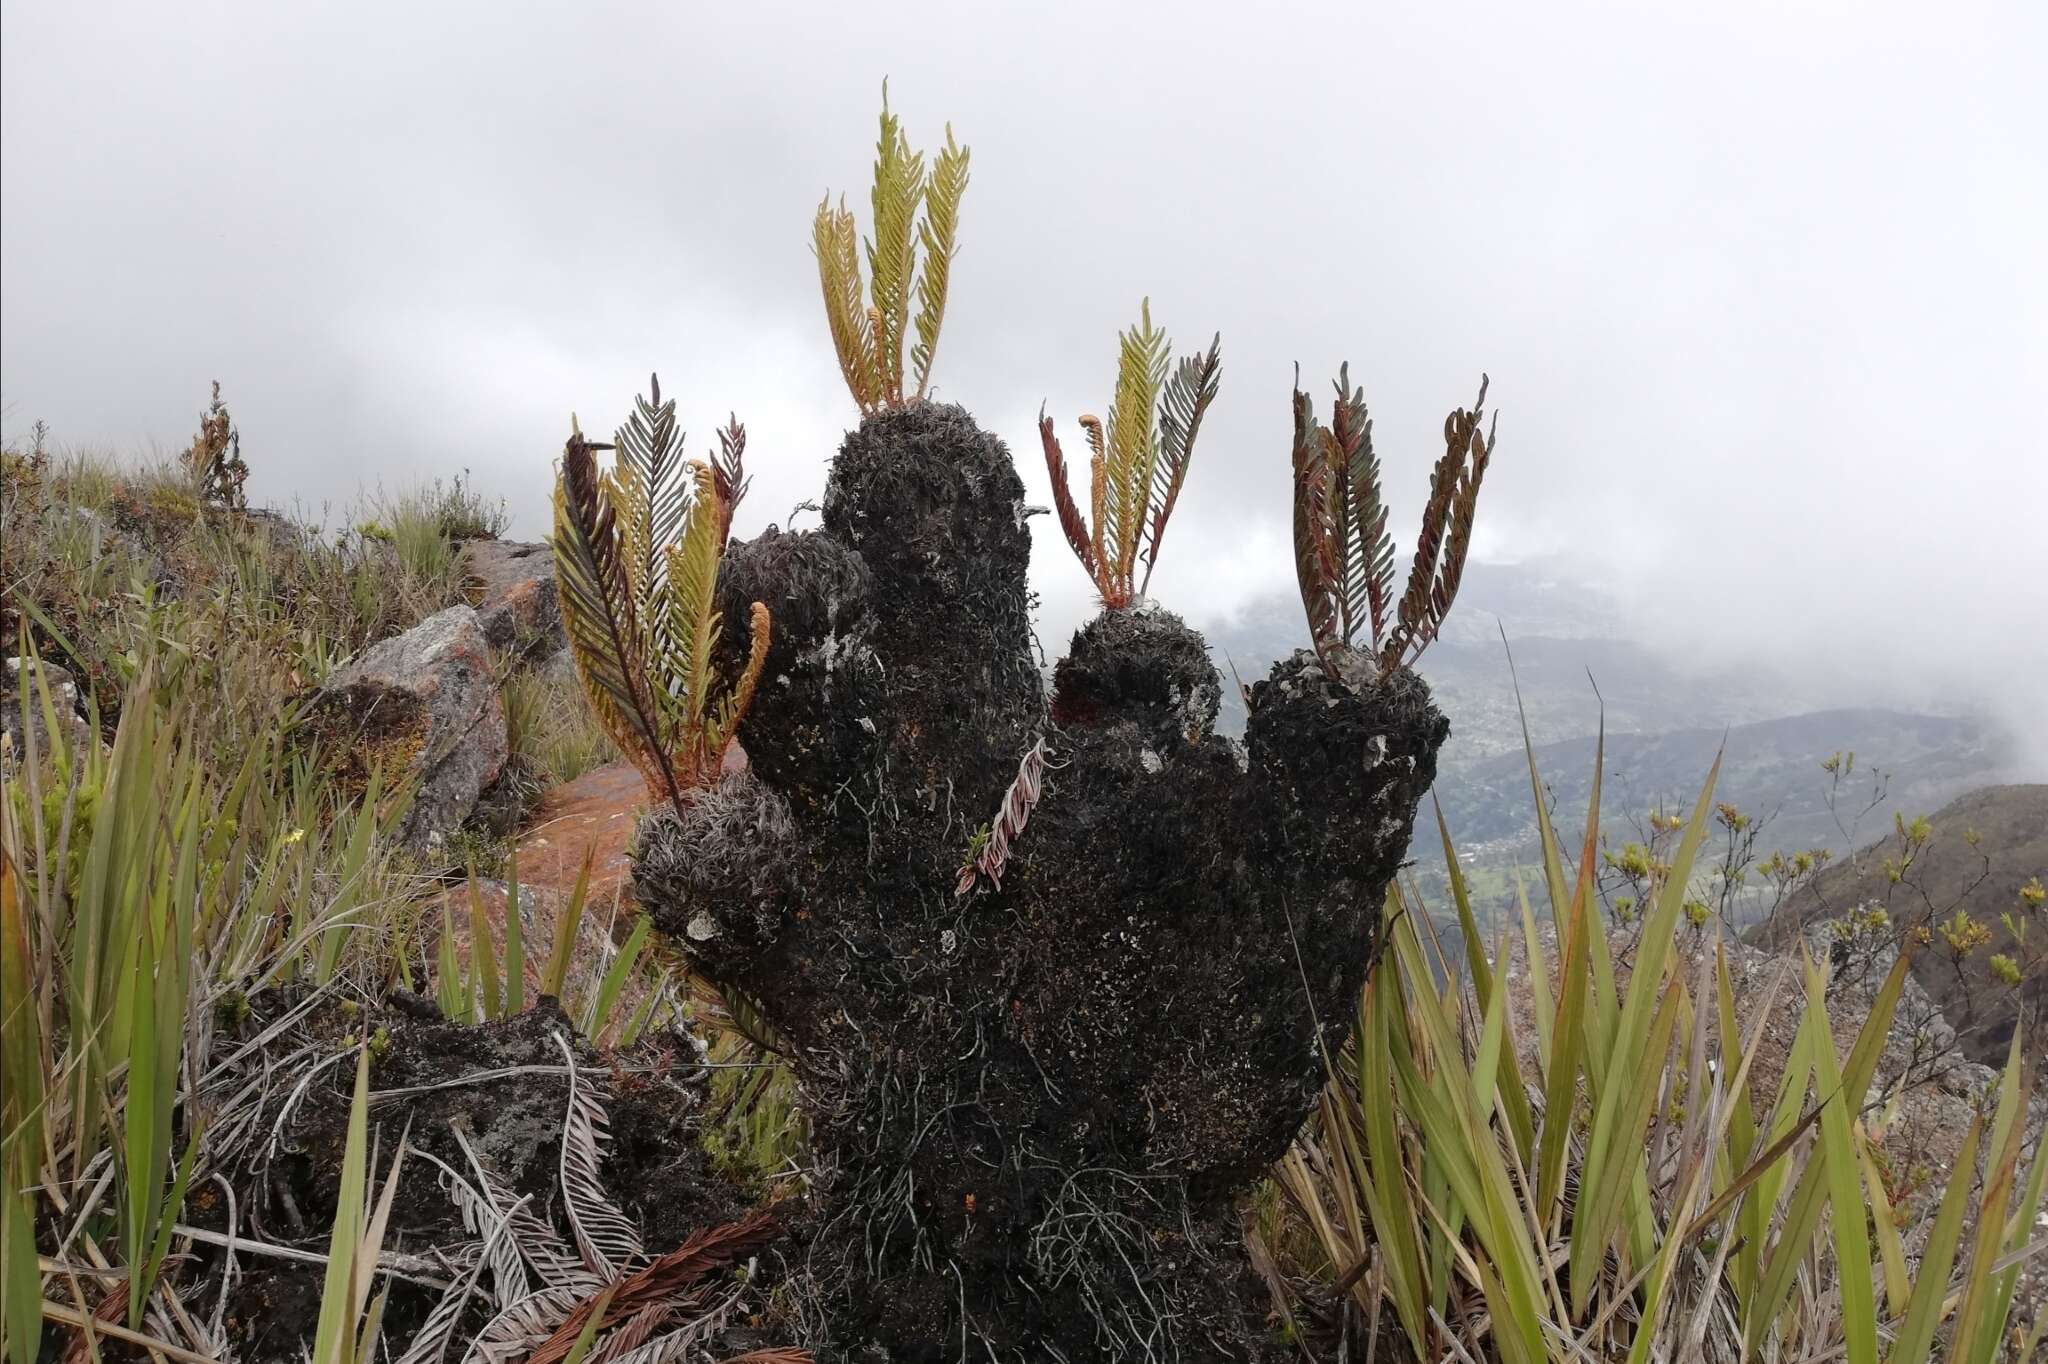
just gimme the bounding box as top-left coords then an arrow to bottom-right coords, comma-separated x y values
632,400 -> 1449,1360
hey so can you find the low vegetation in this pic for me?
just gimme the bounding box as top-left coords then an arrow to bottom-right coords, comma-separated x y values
1261,718 -> 2046,1362
0,443 -> 721,1362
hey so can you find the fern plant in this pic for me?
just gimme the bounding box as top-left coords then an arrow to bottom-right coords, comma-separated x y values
1292,366 -> 1495,679
1040,299 -> 1222,609
552,375 -> 770,815
812,85 -> 971,413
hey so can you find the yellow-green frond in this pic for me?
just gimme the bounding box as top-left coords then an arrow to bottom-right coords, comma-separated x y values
866,88 -> 926,407
662,463 -> 725,742
814,196 -> 878,412
813,88 -> 966,413
711,601 -> 772,758
912,126 -> 969,399
1081,414 -> 1108,576
1103,299 -> 1170,600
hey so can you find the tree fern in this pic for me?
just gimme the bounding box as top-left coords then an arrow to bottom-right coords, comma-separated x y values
1041,302 -> 1221,609
812,87 -> 970,413
1290,368 -> 1497,679
552,377 -> 772,814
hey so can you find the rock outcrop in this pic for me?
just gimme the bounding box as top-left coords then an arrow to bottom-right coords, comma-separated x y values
458,537 -> 562,658
303,604 -> 507,852
629,401 -> 1450,1360
1,657 -> 94,768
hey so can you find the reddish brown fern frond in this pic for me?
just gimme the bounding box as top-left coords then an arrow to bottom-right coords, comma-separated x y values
1382,375 -> 1493,672
522,1211 -> 782,1364
1291,381 -> 1340,663
711,415 -> 750,548
1039,410 -> 1096,578
1290,368 -> 1499,681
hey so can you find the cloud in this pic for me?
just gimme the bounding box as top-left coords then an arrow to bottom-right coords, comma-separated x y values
5,0 -> 2043,767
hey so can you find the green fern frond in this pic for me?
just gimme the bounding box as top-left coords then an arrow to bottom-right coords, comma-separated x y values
812,89 -> 968,412
912,126 -> 969,399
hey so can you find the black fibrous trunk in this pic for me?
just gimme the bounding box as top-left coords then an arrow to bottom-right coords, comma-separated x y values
632,402 -> 1449,1361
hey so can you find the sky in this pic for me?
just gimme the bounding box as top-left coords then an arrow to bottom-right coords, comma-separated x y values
4,1 -> 2044,768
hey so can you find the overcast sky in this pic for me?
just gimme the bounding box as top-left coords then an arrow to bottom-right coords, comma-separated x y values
4,1 -> 2044,767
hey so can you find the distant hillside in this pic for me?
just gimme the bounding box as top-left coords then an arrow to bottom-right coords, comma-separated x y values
1196,562 -> 2011,880
1749,784 -> 2048,1066
1430,708 -> 2008,868
1202,561 -> 1827,765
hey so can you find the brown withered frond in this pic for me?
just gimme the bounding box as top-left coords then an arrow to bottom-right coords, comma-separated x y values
1043,302 -> 1222,609
813,86 -> 970,413
521,1211 -> 782,1364
1290,369 -> 1498,680
552,377 -> 772,814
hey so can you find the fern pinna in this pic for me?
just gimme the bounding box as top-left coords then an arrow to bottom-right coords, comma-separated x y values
1291,367 -> 1496,679
812,84 -> 970,414
1040,299 -> 1222,609
552,374 -> 770,814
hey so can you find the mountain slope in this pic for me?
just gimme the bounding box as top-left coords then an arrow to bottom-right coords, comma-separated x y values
1748,784 -> 2048,1065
